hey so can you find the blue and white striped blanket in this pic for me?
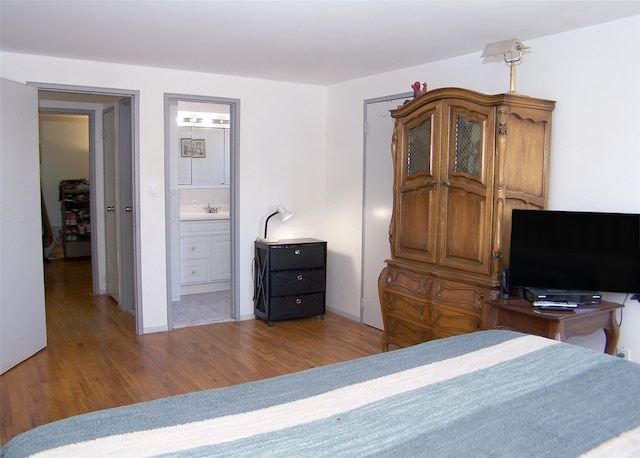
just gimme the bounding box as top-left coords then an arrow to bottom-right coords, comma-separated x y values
2,330 -> 640,457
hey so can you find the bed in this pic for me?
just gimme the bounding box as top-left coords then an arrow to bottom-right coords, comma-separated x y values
2,330 -> 639,457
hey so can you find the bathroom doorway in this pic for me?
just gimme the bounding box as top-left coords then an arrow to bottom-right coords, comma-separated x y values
164,94 -> 240,329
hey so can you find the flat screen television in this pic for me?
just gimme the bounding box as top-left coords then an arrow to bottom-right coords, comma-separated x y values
508,210 -> 640,294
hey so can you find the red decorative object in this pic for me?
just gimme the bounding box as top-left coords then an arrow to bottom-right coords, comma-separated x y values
412,81 -> 428,98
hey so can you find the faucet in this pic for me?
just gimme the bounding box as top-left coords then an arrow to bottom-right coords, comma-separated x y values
203,203 -> 221,214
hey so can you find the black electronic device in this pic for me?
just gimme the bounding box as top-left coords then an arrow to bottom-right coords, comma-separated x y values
509,209 -> 640,295
500,267 -> 510,298
525,287 -> 601,305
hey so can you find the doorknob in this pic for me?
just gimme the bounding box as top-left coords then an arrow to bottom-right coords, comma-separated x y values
125,207 -> 132,212
106,206 -> 115,212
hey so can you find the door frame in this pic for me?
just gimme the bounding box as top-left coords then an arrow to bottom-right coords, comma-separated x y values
34,83 -> 143,334
361,93 -> 411,328
163,93 -> 240,327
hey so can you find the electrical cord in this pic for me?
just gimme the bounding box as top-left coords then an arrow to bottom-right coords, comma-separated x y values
617,293 -> 631,327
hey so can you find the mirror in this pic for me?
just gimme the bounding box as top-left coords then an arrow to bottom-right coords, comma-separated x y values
176,101 -> 230,186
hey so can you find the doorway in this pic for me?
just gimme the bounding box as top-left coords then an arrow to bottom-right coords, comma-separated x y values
39,111 -> 92,263
361,94 -> 410,329
37,87 -> 141,332
164,94 -> 240,329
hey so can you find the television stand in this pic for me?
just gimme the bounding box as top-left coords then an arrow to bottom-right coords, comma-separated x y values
485,298 -> 622,355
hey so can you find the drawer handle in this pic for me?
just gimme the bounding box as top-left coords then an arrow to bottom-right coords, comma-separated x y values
296,298 -> 302,304
297,274 -> 303,281
294,249 -> 301,255
192,270 -> 196,275
191,246 -> 196,251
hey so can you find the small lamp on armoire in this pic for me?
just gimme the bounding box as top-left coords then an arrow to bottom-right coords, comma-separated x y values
481,38 -> 529,93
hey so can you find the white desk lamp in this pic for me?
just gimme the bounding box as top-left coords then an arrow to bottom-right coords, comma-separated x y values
262,205 -> 293,242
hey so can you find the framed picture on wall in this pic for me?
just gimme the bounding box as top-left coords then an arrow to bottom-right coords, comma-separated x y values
180,138 -> 206,158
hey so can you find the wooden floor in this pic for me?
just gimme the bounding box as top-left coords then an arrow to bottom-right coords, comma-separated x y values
0,259 -> 383,446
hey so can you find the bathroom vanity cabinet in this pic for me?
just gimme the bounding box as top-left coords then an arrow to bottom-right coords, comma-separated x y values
179,219 -> 230,294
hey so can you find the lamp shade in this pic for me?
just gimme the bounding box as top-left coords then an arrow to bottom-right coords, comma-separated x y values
481,38 -> 528,58
275,205 -> 293,222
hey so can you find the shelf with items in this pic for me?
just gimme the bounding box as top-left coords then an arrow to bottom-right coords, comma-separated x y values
60,179 -> 91,258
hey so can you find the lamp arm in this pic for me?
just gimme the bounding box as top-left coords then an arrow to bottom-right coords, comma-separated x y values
264,211 -> 278,239
504,49 -> 523,93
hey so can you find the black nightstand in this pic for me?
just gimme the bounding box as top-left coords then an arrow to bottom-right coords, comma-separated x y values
254,238 -> 327,326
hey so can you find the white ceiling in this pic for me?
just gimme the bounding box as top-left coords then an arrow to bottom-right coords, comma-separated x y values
1,1 -> 639,86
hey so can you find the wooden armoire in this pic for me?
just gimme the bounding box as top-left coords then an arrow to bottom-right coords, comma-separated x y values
378,87 -> 555,351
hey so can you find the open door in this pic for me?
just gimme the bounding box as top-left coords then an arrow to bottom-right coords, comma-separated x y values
362,95 -> 408,330
0,78 -> 47,374
103,107 -> 119,303
118,100 -> 135,313
103,102 -> 135,313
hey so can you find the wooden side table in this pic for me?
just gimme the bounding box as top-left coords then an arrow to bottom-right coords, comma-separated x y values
485,299 -> 623,355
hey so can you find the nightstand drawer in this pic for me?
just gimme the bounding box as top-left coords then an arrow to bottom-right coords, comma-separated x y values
269,293 -> 325,321
269,243 -> 325,270
270,269 -> 325,296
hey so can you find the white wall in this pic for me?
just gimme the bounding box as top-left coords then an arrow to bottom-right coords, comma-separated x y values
0,54 -> 327,331
325,16 -> 640,360
1,15 -> 638,360
39,114 -> 90,230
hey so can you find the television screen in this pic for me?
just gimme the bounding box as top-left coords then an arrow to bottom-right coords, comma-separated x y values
509,210 -> 640,293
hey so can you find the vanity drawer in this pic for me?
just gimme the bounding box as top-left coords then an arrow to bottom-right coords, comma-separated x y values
180,259 -> 210,284
180,220 -> 230,236
180,236 -> 210,260
269,243 -> 326,270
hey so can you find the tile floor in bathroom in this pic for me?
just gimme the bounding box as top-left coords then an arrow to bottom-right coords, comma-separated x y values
171,290 -> 233,328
